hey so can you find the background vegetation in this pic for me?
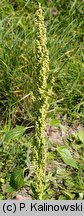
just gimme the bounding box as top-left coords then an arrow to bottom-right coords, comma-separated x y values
0,0 -> 84,200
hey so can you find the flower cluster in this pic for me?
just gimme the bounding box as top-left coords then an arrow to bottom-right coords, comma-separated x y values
32,3 -> 49,199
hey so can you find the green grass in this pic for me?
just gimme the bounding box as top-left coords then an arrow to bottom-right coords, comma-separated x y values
0,0 -> 84,199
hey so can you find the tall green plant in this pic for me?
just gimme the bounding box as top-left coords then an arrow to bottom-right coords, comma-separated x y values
32,3 -> 49,199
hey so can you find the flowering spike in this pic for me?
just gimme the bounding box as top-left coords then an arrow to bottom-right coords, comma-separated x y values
32,3 -> 49,199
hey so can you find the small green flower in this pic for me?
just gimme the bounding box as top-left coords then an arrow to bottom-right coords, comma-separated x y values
32,3 -> 49,199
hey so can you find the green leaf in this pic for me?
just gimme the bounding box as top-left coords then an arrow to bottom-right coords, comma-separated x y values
59,192 -> 75,200
6,185 -> 15,193
3,125 -> 27,142
49,118 -> 65,130
49,118 -> 60,126
0,194 -> 4,200
47,152 -> 55,160
63,191 -> 75,199
10,166 -> 24,190
58,195 -> 67,200
78,129 -> 84,143
57,146 -> 78,169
